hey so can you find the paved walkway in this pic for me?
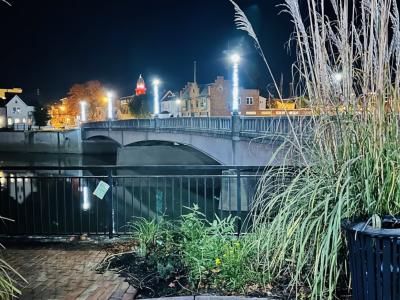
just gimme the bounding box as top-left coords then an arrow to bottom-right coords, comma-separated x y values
2,243 -> 137,300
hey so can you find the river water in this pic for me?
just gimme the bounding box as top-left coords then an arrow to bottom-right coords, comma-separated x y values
0,148 -> 253,236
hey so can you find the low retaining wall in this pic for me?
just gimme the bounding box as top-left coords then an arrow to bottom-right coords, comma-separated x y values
0,130 -> 83,154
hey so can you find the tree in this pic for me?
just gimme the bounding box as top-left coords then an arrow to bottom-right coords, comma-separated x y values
33,105 -> 51,129
64,80 -> 107,122
128,94 -> 151,117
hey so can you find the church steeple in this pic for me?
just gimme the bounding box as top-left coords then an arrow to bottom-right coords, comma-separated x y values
135,74 -> 147,96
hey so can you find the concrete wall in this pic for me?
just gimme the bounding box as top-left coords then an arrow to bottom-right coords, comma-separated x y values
0,130 -> 83,154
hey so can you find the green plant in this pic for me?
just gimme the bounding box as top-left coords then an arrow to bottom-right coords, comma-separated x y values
217,236 -> 264,291
229,0 -> 400,298
129,207 -> 264,293
129,217 -> 182,279
179,206 -> 263,292
0,258 -> 23,300
129,217 -> 165,257
0,217 -> 26,299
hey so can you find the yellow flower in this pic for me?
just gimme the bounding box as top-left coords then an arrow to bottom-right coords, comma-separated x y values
215,258 -> 222,266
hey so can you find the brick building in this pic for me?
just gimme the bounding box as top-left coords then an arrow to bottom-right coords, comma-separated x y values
178,76 -> 264,117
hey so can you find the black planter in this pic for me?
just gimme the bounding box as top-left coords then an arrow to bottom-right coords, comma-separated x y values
345,219 -> 400,300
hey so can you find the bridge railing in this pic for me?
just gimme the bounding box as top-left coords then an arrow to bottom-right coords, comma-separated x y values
241,116 -> 314,136
82,116 -> 313,137
158,117 -> 231,131
113,119 -> 156,129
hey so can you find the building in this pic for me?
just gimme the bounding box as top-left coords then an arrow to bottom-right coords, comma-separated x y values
161,91 -> 180,117
178,76 -> 265,117
117,75 -> 147,119
258,97 -> 312,116
5,95 -> 35,130
135,75 -> 146,96
0,107 -> 6,128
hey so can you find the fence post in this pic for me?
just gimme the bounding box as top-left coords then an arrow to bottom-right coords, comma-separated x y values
236,168 -> 242,236
107,170 -> 114,239
155,117 -> 160,131
232,114 -> 241,138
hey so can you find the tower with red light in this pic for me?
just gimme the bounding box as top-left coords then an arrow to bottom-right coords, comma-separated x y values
135,74 -> 147,96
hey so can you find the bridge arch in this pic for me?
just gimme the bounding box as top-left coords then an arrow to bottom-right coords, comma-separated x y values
85,135 -> 122,146
122,140 -> 222,165
82,128 -> 280,165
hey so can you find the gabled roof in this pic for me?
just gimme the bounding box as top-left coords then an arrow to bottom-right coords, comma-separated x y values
161,90 -> 175,102
161,91 -> 179,102
5,95 -> 33,107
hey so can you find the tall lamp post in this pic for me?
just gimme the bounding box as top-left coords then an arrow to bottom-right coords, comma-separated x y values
230,53 -> 240,114
80,101 -> 87,124
153,79 -> 160,116
107,91 -> 114,120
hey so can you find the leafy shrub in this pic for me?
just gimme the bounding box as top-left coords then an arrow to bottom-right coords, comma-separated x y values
128,217 -> 182,279
129,207 -> 265,293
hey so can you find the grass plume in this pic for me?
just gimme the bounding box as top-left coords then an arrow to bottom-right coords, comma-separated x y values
230,0 -> 400,298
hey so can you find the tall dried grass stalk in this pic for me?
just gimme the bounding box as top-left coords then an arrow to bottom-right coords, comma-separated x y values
230,0 -> 400,298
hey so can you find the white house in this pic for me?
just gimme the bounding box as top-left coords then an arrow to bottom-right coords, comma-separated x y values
161,91 -> 181,117
5,95 -> 35,129
0,107 -> 6,128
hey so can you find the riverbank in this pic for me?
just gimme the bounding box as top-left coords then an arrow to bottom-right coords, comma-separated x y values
0,129 -> 118,154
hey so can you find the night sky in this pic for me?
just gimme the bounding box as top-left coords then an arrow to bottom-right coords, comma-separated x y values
0,0 -> 295,103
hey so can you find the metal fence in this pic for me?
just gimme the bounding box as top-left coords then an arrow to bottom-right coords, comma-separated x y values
0,165 -> 273,238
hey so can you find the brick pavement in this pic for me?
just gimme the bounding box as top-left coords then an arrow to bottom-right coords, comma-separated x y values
2,244 -> 137,300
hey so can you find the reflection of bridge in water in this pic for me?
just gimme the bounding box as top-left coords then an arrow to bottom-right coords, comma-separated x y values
82,116 -> 312,165
0,166 -> 277,237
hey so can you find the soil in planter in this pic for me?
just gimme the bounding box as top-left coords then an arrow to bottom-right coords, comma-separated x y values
97,250 -> 290,299
97,251 -> 190,298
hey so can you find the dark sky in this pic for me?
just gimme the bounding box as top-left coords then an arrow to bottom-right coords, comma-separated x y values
0,0 -> 295,103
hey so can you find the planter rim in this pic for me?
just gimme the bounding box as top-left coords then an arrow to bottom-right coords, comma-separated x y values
344,221 -> 400,238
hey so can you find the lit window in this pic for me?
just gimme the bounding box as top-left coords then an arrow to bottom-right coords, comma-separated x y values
17,107 -> 21,114
7,118 -> 12,125
246,97 -> 254,105
22,118 -> 26,123
14,118 -> 20,124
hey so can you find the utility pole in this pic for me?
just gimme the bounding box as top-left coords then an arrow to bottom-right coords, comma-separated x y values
194,61 -> 197,83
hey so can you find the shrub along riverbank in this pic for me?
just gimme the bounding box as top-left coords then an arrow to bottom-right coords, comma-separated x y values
97,206 -> 351,299
97,207 -> 288,299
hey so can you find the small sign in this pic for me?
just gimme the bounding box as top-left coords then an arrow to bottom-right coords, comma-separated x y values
93,180 -> 110,200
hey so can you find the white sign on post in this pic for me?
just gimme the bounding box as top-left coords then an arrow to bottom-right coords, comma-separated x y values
93,180 -> 110,200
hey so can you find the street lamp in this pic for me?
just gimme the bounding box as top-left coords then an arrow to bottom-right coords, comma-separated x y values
107,91 -> 114,120
176,98 -> 181,117
153,79 -> 160,115
80,101 -> 87,123
230,53 -> 240,114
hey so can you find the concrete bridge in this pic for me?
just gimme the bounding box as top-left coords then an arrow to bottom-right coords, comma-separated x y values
82,116 -> 312,165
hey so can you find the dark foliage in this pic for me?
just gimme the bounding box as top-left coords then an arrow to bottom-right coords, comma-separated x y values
33,105 -> 51,128
128,94 -> 151,117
